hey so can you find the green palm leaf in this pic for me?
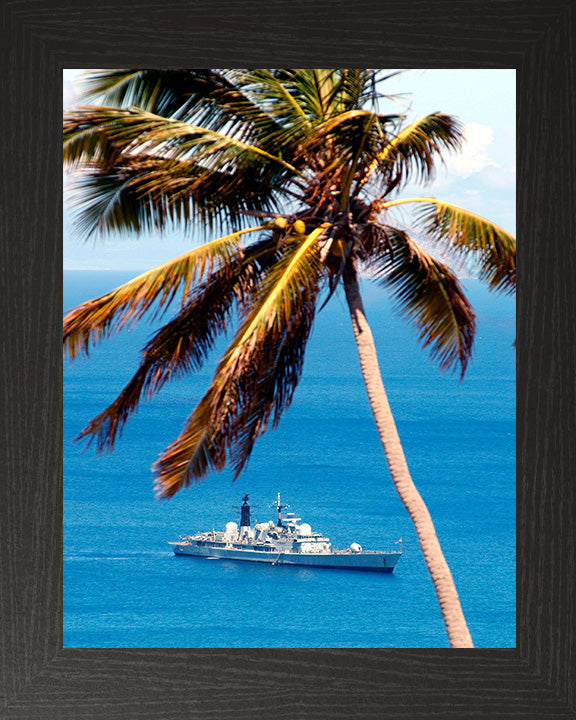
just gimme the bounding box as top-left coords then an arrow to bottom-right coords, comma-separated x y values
330,69 -> 375,112
272,69 -> 342,122
300,109 -> 379,160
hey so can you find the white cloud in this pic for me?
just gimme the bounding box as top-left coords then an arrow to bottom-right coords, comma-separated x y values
479,164 -> 516,189
63,79 -> 76,108
444,122 -> 500,178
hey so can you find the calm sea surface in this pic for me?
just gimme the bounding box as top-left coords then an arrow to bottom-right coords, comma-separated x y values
63,270 -> 515,648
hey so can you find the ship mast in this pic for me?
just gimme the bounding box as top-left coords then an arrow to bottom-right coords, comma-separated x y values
275,492 -> 288,527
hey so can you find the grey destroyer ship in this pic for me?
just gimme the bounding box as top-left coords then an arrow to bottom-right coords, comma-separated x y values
170,494 -> 402,572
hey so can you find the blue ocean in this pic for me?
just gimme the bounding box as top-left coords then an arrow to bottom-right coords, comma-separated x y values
63,270 -> 515,649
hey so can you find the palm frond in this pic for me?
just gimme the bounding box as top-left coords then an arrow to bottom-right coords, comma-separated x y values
152,224 -> 331,497
77,69 -> 285,142
383,198 -> 516,293
269,69 -> 340,123
300,109 -> 377,151
74,272 -> 236,452
78,69 -> 199,114
332,69 -> 375,112
359,113 -> 463,192
66,166 -> 169,238
64,105 -> 301,234
63,227 -> 265,358
233,69 -> 313,137
73,249 -> 269,452
66,152 -> 284,237
63,114 -> 122,169
367,224 -> 476,378
64,106 -> 301,176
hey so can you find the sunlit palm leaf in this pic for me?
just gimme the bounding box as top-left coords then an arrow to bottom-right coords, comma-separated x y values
296,110 -> 390,215
74,270 -> 245,452
63,227 -> 265,358
64,105 -> 301,234
233,69 -> 313,147
271,69 -> 342,122
300,109 -> 378,156
64,94 -> 298,236
73,236 -> 280,452
383,198 -> 516,293
63,115 -> 122,169
366,224 -> 476,377
128,156 -> 287,232
153,224 -> 330,497
359,113 -> 463,192
78,69 -> 285,142
330,69 -> 373,112
220,225 -> 329,362
64,106 -> 301,176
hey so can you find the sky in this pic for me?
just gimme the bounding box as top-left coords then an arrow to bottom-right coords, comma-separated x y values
63,69 -> 515,272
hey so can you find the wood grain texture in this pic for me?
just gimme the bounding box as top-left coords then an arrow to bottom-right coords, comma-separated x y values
1,0 -> 574,717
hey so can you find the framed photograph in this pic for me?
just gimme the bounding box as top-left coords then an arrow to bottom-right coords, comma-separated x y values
2,1 -> 574,717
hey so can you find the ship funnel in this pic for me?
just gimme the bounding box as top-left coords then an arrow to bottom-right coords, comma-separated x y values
240,493 -> 251,528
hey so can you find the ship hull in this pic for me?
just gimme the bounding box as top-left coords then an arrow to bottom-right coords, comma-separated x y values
172,543 -> 401,572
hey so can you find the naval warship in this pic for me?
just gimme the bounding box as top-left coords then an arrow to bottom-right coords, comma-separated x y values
170,494 -> 402,572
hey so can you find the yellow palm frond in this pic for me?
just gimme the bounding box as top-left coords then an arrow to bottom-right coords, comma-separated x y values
73,262 -> 256,453
382,198 -> 516,293
358,113 -> 463,192
302,109 -> 376,147
153,224 -> 331,497
63,226 -> 266,358
221,224 -> 330,360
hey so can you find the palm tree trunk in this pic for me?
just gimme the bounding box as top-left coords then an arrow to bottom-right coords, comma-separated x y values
343,265 -> 474,648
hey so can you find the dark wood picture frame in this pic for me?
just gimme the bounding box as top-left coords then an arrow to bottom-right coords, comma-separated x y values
1,1 -> 574,717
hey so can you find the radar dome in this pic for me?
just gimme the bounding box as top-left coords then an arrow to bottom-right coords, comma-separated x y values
349,542 -> 362,553
225,522 -> 238,533
298,523 -> 312,536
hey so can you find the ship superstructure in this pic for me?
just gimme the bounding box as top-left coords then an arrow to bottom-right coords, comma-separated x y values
170,494 -> 402,572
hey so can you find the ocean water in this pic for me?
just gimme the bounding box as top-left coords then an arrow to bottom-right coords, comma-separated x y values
63,270 -> 516,648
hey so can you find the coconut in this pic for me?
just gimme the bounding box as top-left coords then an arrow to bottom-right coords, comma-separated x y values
293,220 -> 306,235
330,238 -> 347,257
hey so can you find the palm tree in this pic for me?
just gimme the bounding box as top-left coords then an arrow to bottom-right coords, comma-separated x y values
63,69 -> 515,648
